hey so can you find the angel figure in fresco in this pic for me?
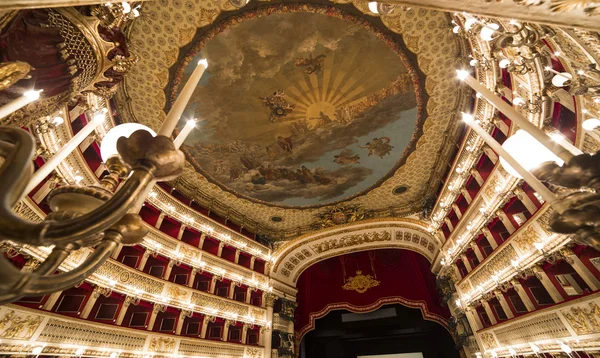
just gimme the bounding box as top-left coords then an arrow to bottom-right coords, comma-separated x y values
334,149 -> 360,165
277,135 -> 293,152
259,90 -> 295,123
294,54 -> 326,75
360,137 -> 394,158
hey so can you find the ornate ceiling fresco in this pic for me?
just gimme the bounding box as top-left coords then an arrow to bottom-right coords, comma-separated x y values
116,0 -> 465,236
174,6 -> 423,207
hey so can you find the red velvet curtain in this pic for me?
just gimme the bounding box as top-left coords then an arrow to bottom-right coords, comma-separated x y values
295,249 -> 450,339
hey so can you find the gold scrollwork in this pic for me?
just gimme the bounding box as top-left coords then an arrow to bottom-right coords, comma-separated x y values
342,270 -> 380,294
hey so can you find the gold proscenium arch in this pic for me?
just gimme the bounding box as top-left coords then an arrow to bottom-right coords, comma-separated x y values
270,218 -> 441,287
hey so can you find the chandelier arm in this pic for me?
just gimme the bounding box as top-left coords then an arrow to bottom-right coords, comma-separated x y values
0,238 -> 118,304
27,238 -> 118,293
32,248 -> 71,276
0,167 -> 154,246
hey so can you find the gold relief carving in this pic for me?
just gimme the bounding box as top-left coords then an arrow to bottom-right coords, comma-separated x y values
513,225 -> 540,253
342,270 -> 380,293
563,302 -> 600,335
148,337 -> 176,353
310,231 -> 391,254
191,293 -> 250,316
179,245 -> 199,260
0,311 -> 42,339
480,332 -> 497,349
251,308 -> 264,320
264,293 -> 278,307
167,286 -> 188,301
245,347 -> 263,358
0,61 -> 31,91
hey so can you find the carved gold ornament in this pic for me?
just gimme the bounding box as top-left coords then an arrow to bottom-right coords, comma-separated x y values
342,270 -> 380,293
0,61 -> 32,91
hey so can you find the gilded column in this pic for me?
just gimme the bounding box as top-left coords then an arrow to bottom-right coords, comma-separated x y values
495,209 -> 516,234
42,291 -> 62,310
470,168 -> 484,187
461,188 -> 472,204
444,217 -> 455,232
470,242 -> 484,262
480,300 -> 497,325
493,290 -> 514,319
264,293 -> 278,358
81,286 -> 110,319
217,242 -> 224,257
209,276 -> 218,294
155,213 -> 166,229
532,265 -> 564,303
481,228 -> 498,250
460,254 -> 473,272
510,280 -> 535,312
250,256 -> 256,271
482,146 -> 498,164
241,323 -> 250,344
147,303 -> 167,331
464,307 -> 483,332
115,296 -> 138,325
188,268 -> 197,287
163,260 -> 175,280
513,187 -> 537,215
176,310 -> 192,335
228,281 -> 236,300
451,203 -> 463,220
138,251 -> 150,271
222,320 -> 232,341
199,232 -> 206,249
200,315 -> 212,338
560,248 -> 600,291
177,225 -> 186,241
234,249 -> 241,264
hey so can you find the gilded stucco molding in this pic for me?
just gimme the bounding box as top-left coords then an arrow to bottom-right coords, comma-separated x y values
270,220 -> 440,286
476,292 -> 600,356
0,305 -> 263,358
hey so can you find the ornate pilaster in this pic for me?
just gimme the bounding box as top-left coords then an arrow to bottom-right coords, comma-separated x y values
513,187 -> 537,215
481,299 -> 497,325
560,247 -> 600,291
147,303 -> 167,331
532,265 -> 564,303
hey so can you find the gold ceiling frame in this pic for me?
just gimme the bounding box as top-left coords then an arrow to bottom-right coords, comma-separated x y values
116,0 -> 466,238
269,218 -> 440,286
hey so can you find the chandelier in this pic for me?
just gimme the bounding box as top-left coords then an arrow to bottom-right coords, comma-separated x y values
0,59 -> 208,304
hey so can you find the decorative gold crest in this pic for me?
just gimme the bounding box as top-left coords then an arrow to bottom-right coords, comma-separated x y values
342,270 -> 380,294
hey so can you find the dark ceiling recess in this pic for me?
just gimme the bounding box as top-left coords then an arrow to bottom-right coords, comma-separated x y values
393,185 -> 409,195
300,304 -> 459,358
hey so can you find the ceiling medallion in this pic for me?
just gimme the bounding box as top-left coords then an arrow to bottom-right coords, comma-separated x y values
342,270 -> 381,293
314,206 -> 374,227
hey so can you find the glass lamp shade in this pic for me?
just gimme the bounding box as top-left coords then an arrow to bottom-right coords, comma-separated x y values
500,130 -> 563,178
551,72 -> 572,87
583,118 -> 600,131
100,123 -> 156,162
480,23 -> 499,41
367,1 -> 379,14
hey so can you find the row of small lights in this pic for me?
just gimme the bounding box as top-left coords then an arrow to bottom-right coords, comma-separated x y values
477,340 -> 580,357
143,238 -> 272,292
29,244 -> 270,327
146,190 -> 271,261
438,176 -> 518,267
456,233 -> 564,306
99,276 -> 270,327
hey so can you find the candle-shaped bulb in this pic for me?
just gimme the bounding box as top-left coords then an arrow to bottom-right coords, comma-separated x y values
461,112 -> 474,123
198,58 -> 208,67
368,1 -> 379,14
186,119 -> 196,127
93,108 -> 109,122
24,90 -> 42,100
456,70 -> 469,81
